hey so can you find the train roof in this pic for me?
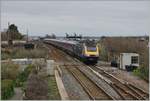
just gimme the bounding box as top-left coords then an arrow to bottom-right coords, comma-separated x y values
44,38 -> 78,45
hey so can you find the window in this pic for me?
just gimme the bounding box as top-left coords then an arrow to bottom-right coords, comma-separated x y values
131,56 -> 138,64
87,47 -> 97,52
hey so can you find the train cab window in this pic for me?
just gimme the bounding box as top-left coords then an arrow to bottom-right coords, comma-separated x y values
87,47 -> 97,52
131,56 -> 138,64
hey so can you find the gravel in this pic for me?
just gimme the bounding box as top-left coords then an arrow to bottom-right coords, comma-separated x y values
78,65 -> 122,100
98,65 -> 149,93
60,66 -> 90,100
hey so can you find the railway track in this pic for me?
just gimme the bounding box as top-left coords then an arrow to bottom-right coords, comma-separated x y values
65,65 -> 113,100
90,66 -> 149,100
43,43 -> 149,100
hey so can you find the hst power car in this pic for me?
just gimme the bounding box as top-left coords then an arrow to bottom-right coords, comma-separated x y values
44,39 -> 99,64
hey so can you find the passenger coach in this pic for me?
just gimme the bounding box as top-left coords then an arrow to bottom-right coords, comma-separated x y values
44,38 -> 99,64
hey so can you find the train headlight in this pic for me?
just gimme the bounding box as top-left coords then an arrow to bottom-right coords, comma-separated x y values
85,54 -> 90,57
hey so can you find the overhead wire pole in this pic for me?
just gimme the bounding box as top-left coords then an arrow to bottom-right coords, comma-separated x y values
26,28 -> 28,43
7,22 -> 9,42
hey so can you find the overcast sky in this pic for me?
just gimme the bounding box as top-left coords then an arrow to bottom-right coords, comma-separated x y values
1,1 -> 150,36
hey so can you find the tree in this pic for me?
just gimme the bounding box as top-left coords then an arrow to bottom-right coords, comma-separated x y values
7,24 -> 23,41
51,33 -> 56,39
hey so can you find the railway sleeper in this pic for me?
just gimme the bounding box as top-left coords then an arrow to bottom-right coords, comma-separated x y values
114,84 -> 140,100
110,84 -> 126,100
77,66 -> 122,100
66,67 -> 113,100
129,83 -> 149,97
94,66 -> 149,100
126,83 -> 148,100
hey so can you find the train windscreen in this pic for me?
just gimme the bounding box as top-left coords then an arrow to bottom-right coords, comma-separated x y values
87,47 -> 97,52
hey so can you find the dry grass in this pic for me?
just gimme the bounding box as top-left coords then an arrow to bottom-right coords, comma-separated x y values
1,62 -> 19,80
1,47 -> 48,60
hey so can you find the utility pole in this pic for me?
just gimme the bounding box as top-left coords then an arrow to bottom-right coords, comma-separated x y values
26,28 -> 28,43
7,22 -> 9,41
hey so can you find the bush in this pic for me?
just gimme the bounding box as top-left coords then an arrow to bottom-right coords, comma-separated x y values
1,79 -> 14,100
1,52 -> 11,60
1,62 -> 19,80
1,47 -> 48,60
15,64 -> 35,87
11,48 -> 47,59
133,66 -> 149,81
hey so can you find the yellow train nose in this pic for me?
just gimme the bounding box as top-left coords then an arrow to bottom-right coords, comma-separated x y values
85,51 -> 99,57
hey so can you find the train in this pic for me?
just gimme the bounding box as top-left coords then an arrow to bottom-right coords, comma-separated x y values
44,38 -> 99,64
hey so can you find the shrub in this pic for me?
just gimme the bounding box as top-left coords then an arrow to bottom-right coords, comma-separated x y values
1,79 -> 14,100
15,64 -> 35,87
1,62 -> 19,80
133,66 -> 149,81
11,48 -> 47,59
1,47 -> 48,60
1,52 -> 11,60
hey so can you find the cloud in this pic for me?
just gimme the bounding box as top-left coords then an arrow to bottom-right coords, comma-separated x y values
1,1 -> 150,36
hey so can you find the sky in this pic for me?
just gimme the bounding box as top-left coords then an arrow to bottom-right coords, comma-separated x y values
1,1 -> 150,36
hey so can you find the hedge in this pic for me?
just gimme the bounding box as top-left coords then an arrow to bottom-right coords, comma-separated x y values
1,79 -> 14,100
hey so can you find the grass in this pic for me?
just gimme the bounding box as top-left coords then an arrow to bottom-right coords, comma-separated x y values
1,47 -> 48,60
47,76 -> 61,100
133,66 -> 149,82
1,62 -> 19,80
1,79 -> 14,100
1,63 -> 35,99
15,64 -> 35,87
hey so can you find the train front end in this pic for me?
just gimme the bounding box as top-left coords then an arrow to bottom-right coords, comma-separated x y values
82,41 -> 99,64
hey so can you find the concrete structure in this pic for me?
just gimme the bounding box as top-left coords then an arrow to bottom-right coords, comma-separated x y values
12,58 -> 32,71
3,58 -> 45,72
12,58 -> 32,65
55,70 -> 69,100
120,53 -> 139,70
47,60 -> 55,76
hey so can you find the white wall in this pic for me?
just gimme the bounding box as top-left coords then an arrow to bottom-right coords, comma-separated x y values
120,53 -> 139,70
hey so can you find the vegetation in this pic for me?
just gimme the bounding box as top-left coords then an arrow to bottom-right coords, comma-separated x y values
1,24 -> 23,41
1,62 -> 19,80
99,37 -> 149,81
98,44 -> 108,61
99,37 -> 149,64
133,66 -> 149,81
1,79 -> 14,100
24,69 -> 48,100
15,64 -> 35,87
47,76 -> 60,100
45,33 -> 56,39
1,62 -> 19,99
1,47 -> 48,60
1,62 -> 35,99
1,52 -> 11,60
